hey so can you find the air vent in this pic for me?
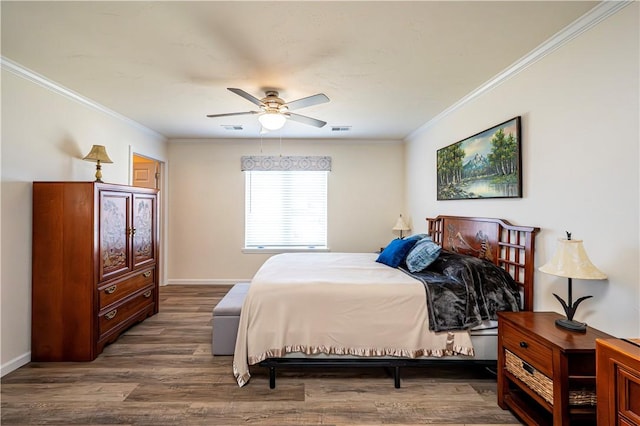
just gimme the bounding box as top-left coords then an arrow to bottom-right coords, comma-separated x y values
331,126 -> 351,132
221,125 -> 244,131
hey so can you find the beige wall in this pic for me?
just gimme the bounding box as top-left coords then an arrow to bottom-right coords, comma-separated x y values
406,4 -> 639,337
1,69 -> 168,375
166,139 -> 406,283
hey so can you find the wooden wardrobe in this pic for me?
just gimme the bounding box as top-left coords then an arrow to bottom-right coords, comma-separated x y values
32,182 -> 159,361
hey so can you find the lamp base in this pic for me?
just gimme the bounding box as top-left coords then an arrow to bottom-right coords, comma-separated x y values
94,162 -> 103,183
555,318 -> 587,332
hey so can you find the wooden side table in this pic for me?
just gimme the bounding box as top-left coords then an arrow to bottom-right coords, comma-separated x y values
497,311 -> 614,426
596,338 -> 640,425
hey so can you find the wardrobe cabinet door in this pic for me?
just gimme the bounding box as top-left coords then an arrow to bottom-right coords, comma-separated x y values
99,190 -> 132,281
132,192 -> 156,270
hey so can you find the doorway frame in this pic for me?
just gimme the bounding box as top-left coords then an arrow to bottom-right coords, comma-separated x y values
129,147 -> 168,287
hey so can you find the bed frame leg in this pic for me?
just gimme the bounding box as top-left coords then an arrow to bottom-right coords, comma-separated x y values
269,366 -> 276,389
394,366 -> 401,388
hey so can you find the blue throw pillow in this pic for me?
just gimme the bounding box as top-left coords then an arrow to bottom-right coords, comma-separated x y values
376,238 -> 418,268
405,236 -> 442,272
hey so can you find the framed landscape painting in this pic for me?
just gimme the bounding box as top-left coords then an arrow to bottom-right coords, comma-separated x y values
437,117 -> 522,200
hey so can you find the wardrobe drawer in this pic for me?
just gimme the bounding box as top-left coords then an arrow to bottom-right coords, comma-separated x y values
99,268 -> 154,309
99,286 -> 154,336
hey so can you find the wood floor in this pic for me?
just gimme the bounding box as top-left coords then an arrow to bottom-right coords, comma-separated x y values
1,285 -> 522,425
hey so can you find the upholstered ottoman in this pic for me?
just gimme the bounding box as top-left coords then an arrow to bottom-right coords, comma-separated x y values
212,282 -> 250,355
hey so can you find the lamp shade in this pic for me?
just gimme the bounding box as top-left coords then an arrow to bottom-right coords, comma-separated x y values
83,145 -> 113,163
539,238 -> 607,280
392,214 -> 410,232
258,112 -> 287,131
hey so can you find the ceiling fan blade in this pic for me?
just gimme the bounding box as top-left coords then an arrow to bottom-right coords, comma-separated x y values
227,88 -> 264,107
285,93 -> 330,111
286,112 -> 327,128
206,111 -> 258,118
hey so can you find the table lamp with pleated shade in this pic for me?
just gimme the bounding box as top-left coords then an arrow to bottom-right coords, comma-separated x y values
539,232 -> 607,332
392,214 -> 411,239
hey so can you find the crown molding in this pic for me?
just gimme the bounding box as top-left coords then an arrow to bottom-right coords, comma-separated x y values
1,56 -> 165,140
407,0 -> 633,141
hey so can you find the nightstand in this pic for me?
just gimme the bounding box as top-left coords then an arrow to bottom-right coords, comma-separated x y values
497,311 -> 614,426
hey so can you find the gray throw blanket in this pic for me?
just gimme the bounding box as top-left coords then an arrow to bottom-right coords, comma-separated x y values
402,251 -> 521,332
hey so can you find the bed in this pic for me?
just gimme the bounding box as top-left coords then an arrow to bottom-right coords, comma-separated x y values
233,215 -> 539,388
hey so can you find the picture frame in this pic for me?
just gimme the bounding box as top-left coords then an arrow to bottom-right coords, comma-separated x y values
437,116 -> 522,200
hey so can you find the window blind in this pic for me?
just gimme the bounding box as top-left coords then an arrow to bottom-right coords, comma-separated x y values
245,170 -> 328,249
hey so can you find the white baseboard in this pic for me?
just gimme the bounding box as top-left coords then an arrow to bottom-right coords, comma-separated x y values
165,279 -> 251,286
1,352 -> 30,377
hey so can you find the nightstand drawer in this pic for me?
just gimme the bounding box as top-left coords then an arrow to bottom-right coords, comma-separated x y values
502,321 -> 553,377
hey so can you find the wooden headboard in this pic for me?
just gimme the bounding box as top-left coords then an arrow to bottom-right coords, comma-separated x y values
427,216 -> 540,311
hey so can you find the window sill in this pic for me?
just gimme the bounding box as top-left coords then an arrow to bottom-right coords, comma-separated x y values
242,247 -> 330,254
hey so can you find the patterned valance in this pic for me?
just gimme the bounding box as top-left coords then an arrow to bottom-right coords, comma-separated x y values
241,156 -> 332,171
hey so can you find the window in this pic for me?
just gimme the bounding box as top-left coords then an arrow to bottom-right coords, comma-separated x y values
245,170 -> 328,249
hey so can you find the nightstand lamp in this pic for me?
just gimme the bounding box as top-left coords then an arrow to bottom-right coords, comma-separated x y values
392,214 -> 411,239
539,232 -> 607,332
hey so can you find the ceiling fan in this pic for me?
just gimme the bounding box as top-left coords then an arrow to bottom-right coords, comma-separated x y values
207,88 -> 329,131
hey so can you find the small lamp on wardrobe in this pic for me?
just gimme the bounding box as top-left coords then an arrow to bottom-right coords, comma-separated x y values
539,232 -> 607,332
83,145 -> 113,183
392,214 -> 411,239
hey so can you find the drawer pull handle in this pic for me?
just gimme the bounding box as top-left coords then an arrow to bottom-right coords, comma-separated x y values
105,285 -> 117,294
521,361 -> 535,375
143,290 -> 152,298
519,341 -> 528,348
105,309 -> 118,320
142,271 -> 152,278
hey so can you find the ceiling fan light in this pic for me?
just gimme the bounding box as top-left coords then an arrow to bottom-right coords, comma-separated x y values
258,112 -> 287,130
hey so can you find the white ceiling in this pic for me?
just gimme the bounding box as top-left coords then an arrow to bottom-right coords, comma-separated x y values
2,1 -> 598,140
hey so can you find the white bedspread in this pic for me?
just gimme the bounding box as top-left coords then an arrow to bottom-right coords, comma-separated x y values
232,252 -> 473,386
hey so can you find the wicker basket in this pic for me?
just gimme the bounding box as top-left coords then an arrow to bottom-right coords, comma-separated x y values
506,349 -> 554,404
505,350 -> 596,406
569,389 -> 597,406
